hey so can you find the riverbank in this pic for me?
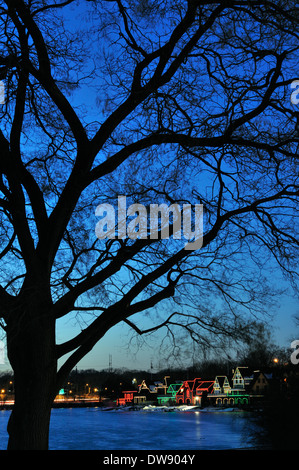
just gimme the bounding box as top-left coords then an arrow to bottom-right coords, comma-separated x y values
0,399 -> 101,411
101,404 -> 251,413
0,400 -> 252,413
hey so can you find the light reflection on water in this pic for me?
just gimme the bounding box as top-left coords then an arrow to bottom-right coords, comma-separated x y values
0,407 -> 266,450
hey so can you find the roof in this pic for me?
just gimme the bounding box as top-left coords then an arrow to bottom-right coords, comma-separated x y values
177,379 -> 200,393
191,378 -> 203,391
196,381 -> 214,391
138,380 -> 149,390
215,376 -> 228,387
167,383 -> 182,393
234,366 -> 252,376
177,378 -> 214,394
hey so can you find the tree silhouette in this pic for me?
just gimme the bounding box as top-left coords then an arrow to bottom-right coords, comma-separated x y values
0,0 -> 298,449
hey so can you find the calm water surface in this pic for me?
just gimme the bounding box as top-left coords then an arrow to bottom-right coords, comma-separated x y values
0,407 -> 266,450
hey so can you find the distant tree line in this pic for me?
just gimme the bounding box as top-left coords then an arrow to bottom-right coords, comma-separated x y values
0,341 -> 293,395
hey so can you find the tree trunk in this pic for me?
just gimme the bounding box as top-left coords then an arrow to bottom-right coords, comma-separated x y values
6,306 -> 57,450
7,386 -> 54,450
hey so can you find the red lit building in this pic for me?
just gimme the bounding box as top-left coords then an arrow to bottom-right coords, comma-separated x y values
116,390 -> 137,406
176,378 -> 214,405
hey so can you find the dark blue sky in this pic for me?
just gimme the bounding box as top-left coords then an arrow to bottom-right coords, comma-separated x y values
1,1 -> 298,374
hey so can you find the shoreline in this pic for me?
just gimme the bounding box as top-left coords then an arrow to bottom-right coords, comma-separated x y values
1,402 -> 255,413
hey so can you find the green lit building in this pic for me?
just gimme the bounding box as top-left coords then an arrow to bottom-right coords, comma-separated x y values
157,383 -> 183,405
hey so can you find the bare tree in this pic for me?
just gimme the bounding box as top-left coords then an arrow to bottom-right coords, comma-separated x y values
0,0 -> 298,449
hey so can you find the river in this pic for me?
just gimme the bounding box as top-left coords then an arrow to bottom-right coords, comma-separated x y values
0,406 -> 269,450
